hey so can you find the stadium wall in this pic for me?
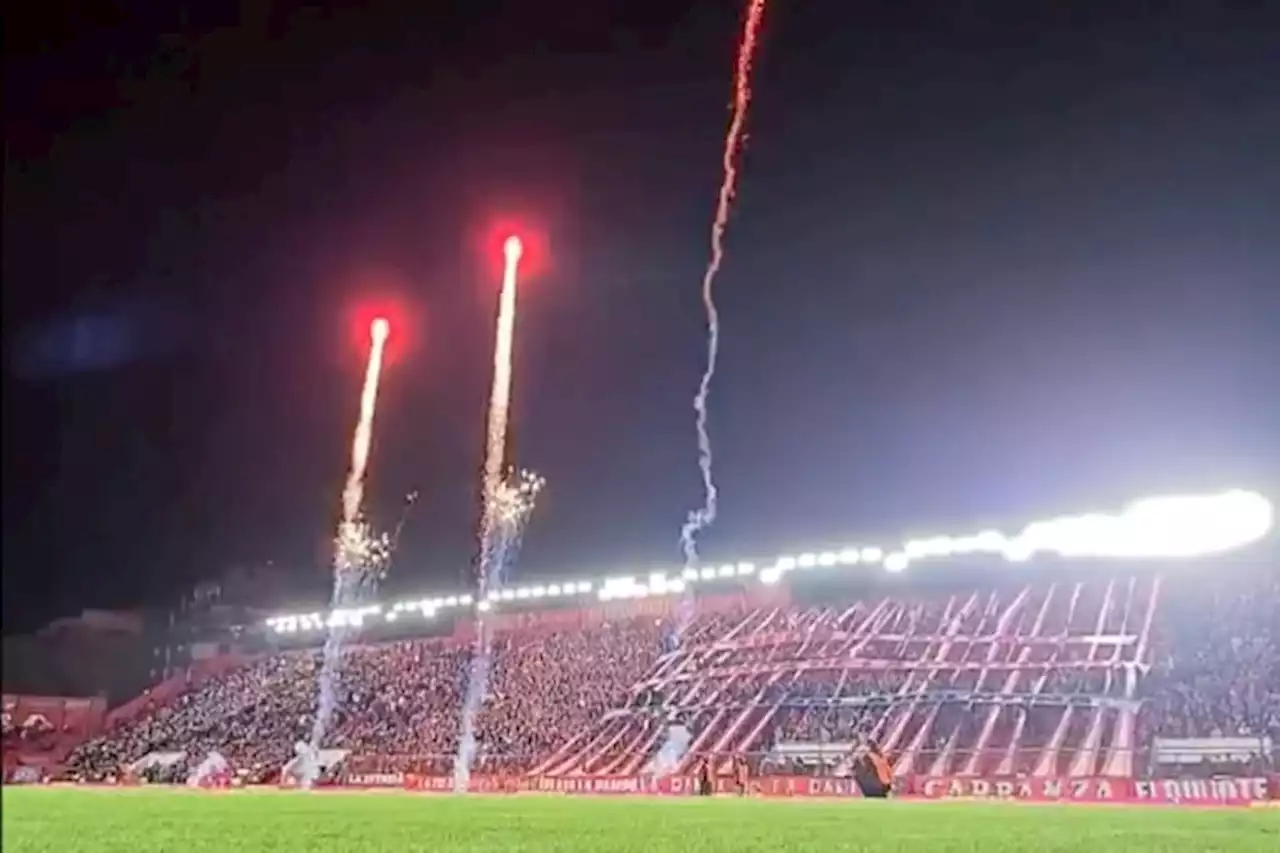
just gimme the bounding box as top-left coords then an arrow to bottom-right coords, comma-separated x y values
326,771 -> 1279,806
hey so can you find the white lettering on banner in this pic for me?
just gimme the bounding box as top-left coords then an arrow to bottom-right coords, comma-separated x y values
346,773 -> 404,787
1132,777 -> 1269,805
535,777 -> 641,794
802,777 -> 858,797
920,777 -> 1117,801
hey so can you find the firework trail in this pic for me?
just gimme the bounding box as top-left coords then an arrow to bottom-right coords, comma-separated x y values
306,318 -> 390,783
678,0 -> 769,602
454,236 -> 538,792
452,475 -> 541,793
480,238 -> 523,556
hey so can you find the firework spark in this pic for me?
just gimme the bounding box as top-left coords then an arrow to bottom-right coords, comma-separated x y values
342,317 -> 390,524
456,237 -> 535,793
489,468 -> 545,529
308,317 -> 392,776
680,0 -> 769,570
480,238 -> 523,532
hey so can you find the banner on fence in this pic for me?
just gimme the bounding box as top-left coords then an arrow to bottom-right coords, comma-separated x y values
351,772 -> 1276,805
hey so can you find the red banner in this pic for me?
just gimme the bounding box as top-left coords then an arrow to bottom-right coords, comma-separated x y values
2,694 -> 105,738
913,775 -> 1274,805
915,776 -> 1131,802
362,772 -> 1277,805
1131,777 -> 1272,806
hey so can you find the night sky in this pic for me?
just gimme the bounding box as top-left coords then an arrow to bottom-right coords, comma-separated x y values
5,1 -> 1278,634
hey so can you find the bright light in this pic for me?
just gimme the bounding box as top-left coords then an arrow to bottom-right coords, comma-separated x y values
370,317 -> 390,341
504,236 -> 523,263
264,489 -> 1274,632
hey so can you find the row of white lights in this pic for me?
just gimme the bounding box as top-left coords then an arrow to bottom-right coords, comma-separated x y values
265,489 -> 1274,635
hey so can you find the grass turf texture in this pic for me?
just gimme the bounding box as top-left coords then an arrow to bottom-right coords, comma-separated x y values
3,788 -> 1276,853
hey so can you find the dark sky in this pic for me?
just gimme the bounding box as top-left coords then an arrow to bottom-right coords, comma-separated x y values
4,1 -> 1278,633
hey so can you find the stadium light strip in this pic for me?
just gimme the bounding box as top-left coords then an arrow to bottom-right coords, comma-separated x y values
264,489 -> 1272,634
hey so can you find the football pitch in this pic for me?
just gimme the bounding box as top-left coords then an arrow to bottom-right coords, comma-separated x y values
2,788 -> 1276,853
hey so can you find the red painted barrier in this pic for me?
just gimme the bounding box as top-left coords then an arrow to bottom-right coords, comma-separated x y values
368,772 -> 1279,805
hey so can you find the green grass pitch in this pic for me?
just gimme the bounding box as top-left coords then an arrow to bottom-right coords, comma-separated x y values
3,787 -> 1276,853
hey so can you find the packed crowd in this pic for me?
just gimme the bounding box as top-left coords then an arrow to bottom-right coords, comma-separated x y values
62,568 -> 1278,782
1139,567 -> 1280,744
66,617 -> 665,781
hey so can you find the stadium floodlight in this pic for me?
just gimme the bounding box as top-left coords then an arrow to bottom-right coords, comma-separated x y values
884,552 -> 909,573
257,488 -> 1273,636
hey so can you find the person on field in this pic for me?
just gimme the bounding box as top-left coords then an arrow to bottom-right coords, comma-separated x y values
733,755 -> 750,796
851,738 -> 893,798
695,756 -> 713,797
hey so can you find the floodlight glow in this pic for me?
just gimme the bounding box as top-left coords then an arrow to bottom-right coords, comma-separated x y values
261,489 -> 1272,632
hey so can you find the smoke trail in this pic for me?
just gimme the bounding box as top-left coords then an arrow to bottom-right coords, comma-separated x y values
453,474 -> 543,792
679,0 -> 769,572
305,319 -> 390,784
647,720 -> 693,778
452,534 -> 506,793
454,237 -> 537,792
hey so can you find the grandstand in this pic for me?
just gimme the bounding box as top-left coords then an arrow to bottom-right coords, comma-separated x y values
5,490 -> 1275,799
